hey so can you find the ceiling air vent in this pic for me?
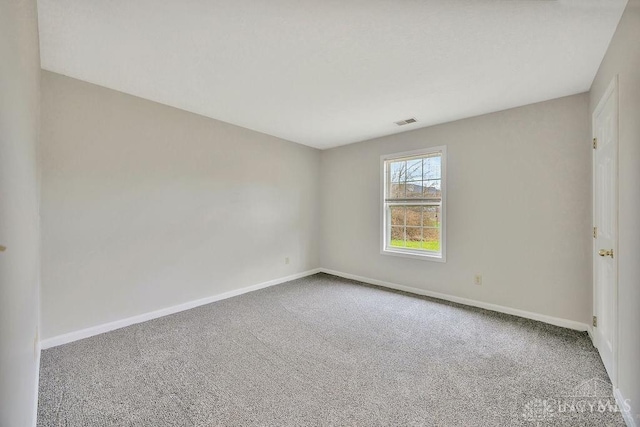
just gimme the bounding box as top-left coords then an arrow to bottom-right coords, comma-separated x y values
395,118 -> 417,126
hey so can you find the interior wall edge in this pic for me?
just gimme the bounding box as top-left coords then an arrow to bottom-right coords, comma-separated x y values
614,387 -> 638,427
32,343 -> 41,427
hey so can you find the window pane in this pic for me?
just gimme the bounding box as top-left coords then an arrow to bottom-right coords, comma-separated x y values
390,206 -> 405,226
423,206 -> 440,227
406,159 -> 422,181
405,181 -> 423,199
389,161 -> 405,183
422,228 -> 441,251
388,204 -> 441,252
390,226 -> 405,247
423,155 -> 441,180
406,206 -> 422,227
389,183 -> 404,199
405,227 -> 422,248
423,179 -> 441,199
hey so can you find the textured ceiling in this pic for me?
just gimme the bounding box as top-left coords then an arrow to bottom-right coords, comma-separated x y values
37,0 -> 627,149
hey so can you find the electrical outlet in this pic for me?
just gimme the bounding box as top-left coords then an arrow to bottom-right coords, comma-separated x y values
474,274 -> 482,286
285,257 -> 290,265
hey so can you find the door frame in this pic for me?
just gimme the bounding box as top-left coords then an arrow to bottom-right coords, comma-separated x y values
591,75 -> 619,387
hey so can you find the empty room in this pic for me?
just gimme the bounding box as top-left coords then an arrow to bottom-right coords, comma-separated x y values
1,0 -> 639,426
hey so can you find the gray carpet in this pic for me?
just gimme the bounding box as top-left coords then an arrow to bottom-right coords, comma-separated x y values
38,273 -> 625,426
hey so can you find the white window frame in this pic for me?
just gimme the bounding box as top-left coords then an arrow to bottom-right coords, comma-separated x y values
380,146 -> 447,262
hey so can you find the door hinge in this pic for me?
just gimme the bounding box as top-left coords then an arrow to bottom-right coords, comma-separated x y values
593,227 -> 598,238
593,138 -> 598,149
593,316 -> 598,327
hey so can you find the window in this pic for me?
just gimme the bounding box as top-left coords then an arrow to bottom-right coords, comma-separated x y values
381,146 -> 446,261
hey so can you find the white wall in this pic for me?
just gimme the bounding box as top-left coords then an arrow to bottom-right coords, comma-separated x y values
40,71 -> 321,339
0,1 -> 42,426
321,94 -> 591,325
590,0 -> 640,423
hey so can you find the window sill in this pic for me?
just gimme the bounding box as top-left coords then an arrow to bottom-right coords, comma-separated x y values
381,247 -> 446,262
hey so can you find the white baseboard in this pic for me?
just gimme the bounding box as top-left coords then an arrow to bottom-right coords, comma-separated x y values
41,267 -> 591,349
40,268 -> 321,349
614,387 -> 637,427
319,268 -> 590,332
586,325 -> 595,344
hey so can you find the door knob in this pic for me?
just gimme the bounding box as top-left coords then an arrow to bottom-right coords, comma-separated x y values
598,249 -> 614,258
0,245 -> 6,252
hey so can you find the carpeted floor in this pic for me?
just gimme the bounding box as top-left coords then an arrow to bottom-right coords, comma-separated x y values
38,273 -> 625,426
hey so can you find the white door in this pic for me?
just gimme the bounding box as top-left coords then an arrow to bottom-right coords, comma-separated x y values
592,77 -> 618,385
